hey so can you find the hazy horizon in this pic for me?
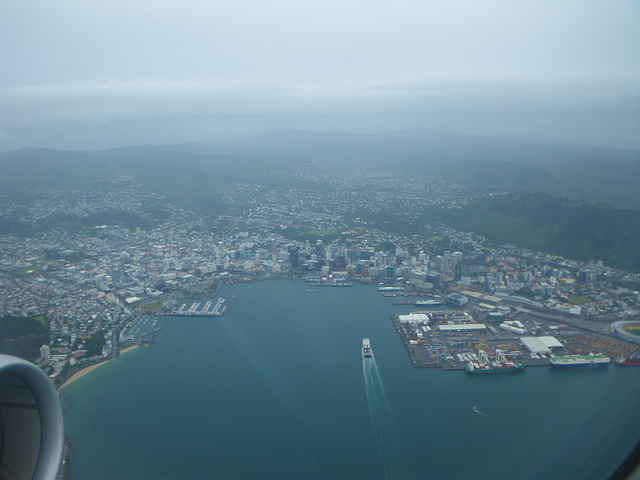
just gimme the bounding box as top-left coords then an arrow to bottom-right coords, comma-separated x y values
2,127 -> 640,156
2,1 -> 639,152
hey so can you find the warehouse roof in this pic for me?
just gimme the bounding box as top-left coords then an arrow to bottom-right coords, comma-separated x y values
398,313 -> 431,323
521,336 -> 552,354
438,323 -> 487,331
539,336 -> 563,348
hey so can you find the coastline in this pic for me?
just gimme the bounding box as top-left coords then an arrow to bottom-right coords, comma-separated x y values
58,345 -> 139,393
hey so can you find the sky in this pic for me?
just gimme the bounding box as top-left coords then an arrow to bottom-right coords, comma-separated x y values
1,0 -> 639,151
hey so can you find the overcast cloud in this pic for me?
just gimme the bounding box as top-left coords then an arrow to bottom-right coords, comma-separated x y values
1,0 -> 639,151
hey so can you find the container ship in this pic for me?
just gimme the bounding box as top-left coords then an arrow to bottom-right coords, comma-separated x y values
550,353 -> 610,368
614,352 -> 640,366
362,338 -> 372,358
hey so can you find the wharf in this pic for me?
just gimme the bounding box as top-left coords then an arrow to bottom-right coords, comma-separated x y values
392,299 -> 416,305
141,327 -> 164,338
392,314 -> 558,371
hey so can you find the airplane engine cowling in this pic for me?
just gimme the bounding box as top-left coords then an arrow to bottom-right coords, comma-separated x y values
0,354 -> 64,480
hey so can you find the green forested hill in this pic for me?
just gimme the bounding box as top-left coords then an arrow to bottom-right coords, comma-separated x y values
439,192 -> 640,271
0,316 -> 49,362
422,157 -> 640,211
0,148 -> 114,194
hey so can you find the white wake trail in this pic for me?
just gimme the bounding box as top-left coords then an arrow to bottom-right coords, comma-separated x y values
363,350 -> 407,479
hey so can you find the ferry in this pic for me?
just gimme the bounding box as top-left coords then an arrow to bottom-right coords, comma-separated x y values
550,353 -> 610,368
415,297 -> 441,306
362,338 -> 372,358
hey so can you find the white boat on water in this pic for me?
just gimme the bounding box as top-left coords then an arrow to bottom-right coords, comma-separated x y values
362,338 -> 372,358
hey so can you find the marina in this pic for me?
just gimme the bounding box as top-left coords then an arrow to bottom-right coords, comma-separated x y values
122,315 -> 160,337
119,315 -> 164,346
172,297 -> 227,317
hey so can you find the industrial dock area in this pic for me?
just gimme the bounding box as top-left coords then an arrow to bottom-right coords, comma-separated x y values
392,309 -> 640,372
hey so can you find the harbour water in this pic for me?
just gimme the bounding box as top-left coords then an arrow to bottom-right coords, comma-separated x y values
61,280 -> 640,479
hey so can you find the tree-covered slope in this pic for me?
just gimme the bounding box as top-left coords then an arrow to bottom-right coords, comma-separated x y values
0,316 -> 49,362
440,192 -> 640,271
422,157 -> 640,211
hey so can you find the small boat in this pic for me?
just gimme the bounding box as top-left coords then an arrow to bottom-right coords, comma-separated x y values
473,406 -> 480,414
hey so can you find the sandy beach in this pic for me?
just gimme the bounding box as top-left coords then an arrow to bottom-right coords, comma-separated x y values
58,345 -> 139,392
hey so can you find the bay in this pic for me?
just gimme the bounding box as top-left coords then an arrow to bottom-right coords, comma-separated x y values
61,280 -> 640,479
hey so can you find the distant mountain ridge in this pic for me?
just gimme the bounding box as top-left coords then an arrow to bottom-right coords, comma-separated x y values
210,129 -> 640,210
211,128 -> 640,165
1,129 -> 640,211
